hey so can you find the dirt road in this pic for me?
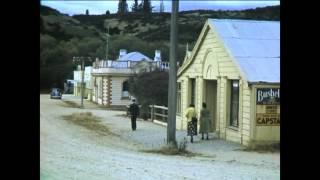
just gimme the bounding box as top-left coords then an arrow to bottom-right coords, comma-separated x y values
40,95 -> 280,180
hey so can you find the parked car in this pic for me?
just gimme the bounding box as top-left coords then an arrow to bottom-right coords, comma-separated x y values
50,88 -> 62,99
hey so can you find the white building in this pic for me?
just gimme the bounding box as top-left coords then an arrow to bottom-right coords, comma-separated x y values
73,66 -> 93,99
91,49 -> 169,107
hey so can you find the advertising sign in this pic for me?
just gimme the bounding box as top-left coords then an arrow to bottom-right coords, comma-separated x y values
256,88 -> 280,126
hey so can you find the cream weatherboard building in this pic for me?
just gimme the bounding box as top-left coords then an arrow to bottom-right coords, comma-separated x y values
176,19 -> 280,147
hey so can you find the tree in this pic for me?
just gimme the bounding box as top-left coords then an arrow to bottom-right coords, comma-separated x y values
40,34 -> 57,66
76,37 -> 104,57
160,0 -> 164,13
128,70 -> 169,119
86,9 -> 89,15
40,16 -> 44,33
142,0 -> 152,13
131,0 -> 139,12
106,10 -> 110,15
40,37 -> 77,89
118,0 -> 128,14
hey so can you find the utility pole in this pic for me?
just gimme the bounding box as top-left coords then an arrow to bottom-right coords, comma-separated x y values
160,0 -> 164,13
73,57 -> 92,108
167,0 -> 179,145
80,59 -> 85,108
106,25 -> 110,60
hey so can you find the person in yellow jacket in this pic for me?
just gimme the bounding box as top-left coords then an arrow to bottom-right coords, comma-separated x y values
185,104 -> 197,143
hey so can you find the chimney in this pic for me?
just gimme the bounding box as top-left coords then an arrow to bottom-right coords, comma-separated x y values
154,50 -> 161,61
119,49 -> 127,59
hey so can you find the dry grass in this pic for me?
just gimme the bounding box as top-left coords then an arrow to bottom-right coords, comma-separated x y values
62,112 -> 118,137
61,100 -> 80,108
141,140 -> 197,157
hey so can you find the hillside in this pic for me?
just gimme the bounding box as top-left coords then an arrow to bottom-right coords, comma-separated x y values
72,5 -> 279,45
40,5 -> 279,89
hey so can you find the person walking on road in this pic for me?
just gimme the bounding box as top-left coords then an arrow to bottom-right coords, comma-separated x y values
185,104 -> 197,143
199,102 -> 211,140
129,99 -> 140,131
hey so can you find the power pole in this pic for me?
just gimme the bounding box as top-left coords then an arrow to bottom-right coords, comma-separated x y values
167,0 -> 179,145
81,59 -> 85,108
73,57 -> 93,108
106,25 -> 110,60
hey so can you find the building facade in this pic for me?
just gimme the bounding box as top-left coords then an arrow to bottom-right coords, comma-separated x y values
91,50 -> 169,107
176,19 -> 280,147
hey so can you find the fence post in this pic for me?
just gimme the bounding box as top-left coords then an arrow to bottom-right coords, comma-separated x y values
166,108 -> 168,123
162,108 -> 165,122
151,105 -> 154,121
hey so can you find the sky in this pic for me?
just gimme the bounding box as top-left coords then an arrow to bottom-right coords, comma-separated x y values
41,0 -> 280,15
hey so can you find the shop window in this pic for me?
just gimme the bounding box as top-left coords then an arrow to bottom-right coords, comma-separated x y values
229,80 -> 239,127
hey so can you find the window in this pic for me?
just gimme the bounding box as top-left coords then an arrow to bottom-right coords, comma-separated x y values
98,79 -> 102,98
177,82 -> 181,114
229,80 -> 239,127
190,79 -> 196,105
122,80 -> 129,97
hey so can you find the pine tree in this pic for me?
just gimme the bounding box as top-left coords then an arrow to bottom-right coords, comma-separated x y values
118,0 -> 128,14
142,0 -> 152,13
160,0 -> 164,13
85,9 -> 89,15
131,0 -> 139,12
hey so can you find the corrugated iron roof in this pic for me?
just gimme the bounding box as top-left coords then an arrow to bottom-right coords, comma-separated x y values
208,19 -> 280,83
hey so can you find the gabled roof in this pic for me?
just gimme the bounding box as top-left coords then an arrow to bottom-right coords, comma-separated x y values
208,19 -> 280,83
118,52 -> 152,61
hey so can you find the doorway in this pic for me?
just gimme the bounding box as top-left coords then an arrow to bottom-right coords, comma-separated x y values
204,80 -> 217,132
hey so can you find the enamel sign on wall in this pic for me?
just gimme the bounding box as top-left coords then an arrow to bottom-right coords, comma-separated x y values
256,88 -> 280,126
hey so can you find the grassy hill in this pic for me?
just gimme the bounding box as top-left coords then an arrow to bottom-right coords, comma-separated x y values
40,5 -> 279,89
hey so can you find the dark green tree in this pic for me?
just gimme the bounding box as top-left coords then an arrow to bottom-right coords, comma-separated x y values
106,10 -> 110,15
85,9 -> 89,15
131,0 -> 139,12
128,70 -> 169,119
160,0 -> 164,13
118,0 -> 128,14
142,0 -> 152,13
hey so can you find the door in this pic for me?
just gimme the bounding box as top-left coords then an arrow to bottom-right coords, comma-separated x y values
204,80 -> 217,131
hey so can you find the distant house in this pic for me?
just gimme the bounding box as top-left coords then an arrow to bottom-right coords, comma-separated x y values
91,49 -> 169,107
176,19 -> 280,147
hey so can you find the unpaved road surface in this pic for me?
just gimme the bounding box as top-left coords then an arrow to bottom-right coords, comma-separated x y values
40,95 -> 280,180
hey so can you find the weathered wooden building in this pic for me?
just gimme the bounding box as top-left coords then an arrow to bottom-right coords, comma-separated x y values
176,19 -> 280,146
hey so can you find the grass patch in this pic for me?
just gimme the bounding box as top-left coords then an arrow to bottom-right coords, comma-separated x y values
141,139 -> 197,157
241,143 -> 280,153
62,112 -> 118,137
61,100 -> 80,108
